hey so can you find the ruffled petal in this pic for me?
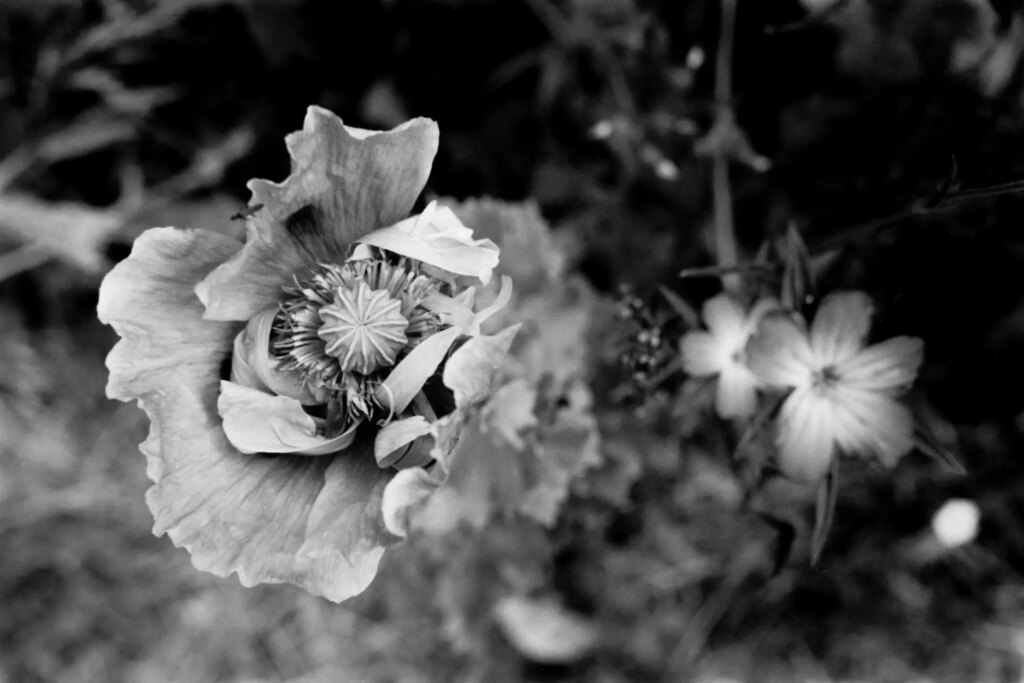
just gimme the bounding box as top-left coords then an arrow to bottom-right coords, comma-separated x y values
98,227 -> 391,602
775,387 -> 836,481
230,308 -> 326,404
702,294 -> 747,342
375,416 -> 432,468
197,107 -> 440,321
380,466 -> 440,537
715,365 -> 760,419
681,330 -> 726,376
444,198 -> 563,299
746,312 -> 814,389
810,291 -> 874,366
422,275 -> 514,336
217,380 -> 357,455
295,444 -> 395,597
838,336 -> 924,394
356,203 -> 500,284
829,387 -> 915,467
442,324 -> 521,408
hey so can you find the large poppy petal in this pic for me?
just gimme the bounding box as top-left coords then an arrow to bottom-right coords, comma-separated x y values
356,204 -> 500,284
197,106 -> 440,321
98,227 -> 392,602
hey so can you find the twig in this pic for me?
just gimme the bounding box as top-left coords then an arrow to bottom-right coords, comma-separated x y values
813,177 -> 1024,252
712,0 -> 740,293
0,244 -> 51,282
764,0 -> 853,35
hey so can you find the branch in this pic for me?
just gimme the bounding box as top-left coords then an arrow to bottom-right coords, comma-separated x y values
711,0 -> 740,292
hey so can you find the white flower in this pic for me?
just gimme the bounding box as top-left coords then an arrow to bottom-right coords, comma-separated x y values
680,294 -> 778,419
746,291 -> 924,481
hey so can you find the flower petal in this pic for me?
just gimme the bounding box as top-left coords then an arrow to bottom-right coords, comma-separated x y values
230,308 -> 326,404
775,387 -> 836,481
422,275 -> 514,336
218,380 -> 357,455
715,365 -> 760,419
296,444 -> 395,596
375,416 -> 433,468
838,336 -> 924,394
356,203 -> 500,284
444,198 -> 563,299
681,330 -> 725,376
745,297 -> 781,331
197,107 -> 440,321
746,312 -> 814,388
829,387 -> 915,467
442,324 -> 521,408
702,294 -> 747,341
99,226 -> 243,481
380,466 -> 440,537
98,227 -> 389,602
376,326 -> 463,415
810,291 -> 874,365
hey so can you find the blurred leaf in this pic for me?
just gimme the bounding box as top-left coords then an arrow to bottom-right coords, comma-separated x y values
658,285 -> 700,328
0,193 -> 122,272
811,454 -> 840,565
779,222 -> 815,312
758,512 -> 797,575
909,393 -> 967,475
493,595 -> 598,663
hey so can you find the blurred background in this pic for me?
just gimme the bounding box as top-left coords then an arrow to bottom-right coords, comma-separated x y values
2,0 -> 1024,681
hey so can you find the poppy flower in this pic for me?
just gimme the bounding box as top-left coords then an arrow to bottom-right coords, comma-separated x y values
746,291 -> 924,481
680,294 -> 778,419
98,106 -> 515,601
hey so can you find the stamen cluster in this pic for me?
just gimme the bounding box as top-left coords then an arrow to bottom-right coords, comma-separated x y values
271,253 -> 447,424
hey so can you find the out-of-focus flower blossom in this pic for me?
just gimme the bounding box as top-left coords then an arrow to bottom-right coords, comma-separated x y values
680,294 -> 778,419
98,106 -> 515,602
931,498 -> 981,549
746,291 -> 924,481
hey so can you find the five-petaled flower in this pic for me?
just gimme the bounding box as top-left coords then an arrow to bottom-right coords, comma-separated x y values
98,106 -> 515,602
746,291 -> 924,481
680,294 -> 778,419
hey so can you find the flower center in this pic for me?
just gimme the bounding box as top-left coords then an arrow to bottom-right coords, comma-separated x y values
319,281 -> 409,375
811,364 -> 842,393
270,256 -> 445,414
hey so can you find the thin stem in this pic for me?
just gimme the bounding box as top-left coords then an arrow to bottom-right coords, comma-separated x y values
712,0 -> 740,293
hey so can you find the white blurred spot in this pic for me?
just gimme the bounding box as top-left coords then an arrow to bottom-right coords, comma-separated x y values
686,46 -> 705,70
494,596 -> 598,663
590,119 -> 615,140
931,498 -> 981,548
654,158 -> 679,181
